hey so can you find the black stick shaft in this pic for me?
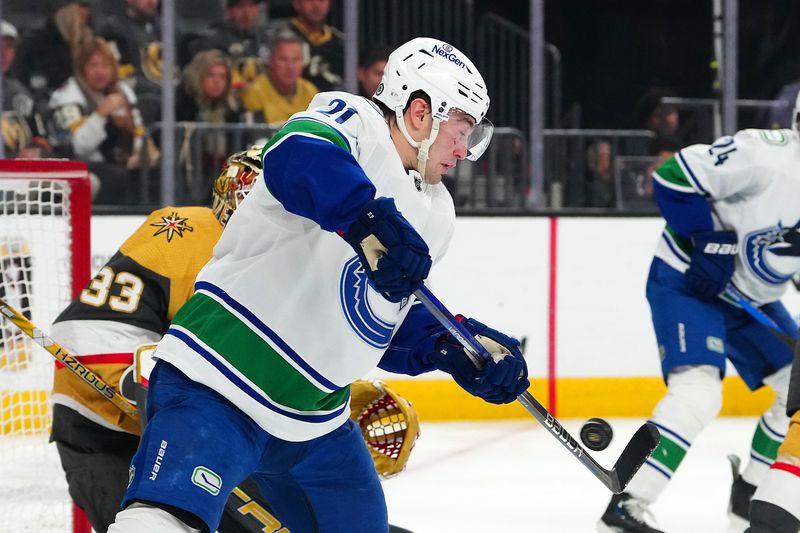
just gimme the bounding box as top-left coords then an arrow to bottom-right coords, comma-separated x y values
414,285 -> 659,493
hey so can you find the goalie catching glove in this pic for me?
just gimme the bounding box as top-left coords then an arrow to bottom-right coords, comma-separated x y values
349,380 -> 420,479
433,316 -> 529,404
340,197 -> 432,303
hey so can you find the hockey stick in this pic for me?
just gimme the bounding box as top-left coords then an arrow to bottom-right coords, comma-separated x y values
0,297 -> 139,420
413,285 -> 660,493
722,286 -> 796,349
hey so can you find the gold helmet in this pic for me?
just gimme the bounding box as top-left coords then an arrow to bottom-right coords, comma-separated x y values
349,380 -> 421,479
212,145 -> 263,225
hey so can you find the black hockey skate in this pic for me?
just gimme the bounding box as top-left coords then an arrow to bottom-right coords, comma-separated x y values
746,500 -> 800,532
727,455 -> 756,530
597,493 -> 664,533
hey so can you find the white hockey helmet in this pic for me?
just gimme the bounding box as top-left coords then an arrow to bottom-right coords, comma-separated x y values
373,37 -> 492,177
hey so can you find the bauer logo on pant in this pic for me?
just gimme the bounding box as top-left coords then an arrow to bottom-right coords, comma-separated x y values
149,439 -> 168,480
192,466 -> 222,495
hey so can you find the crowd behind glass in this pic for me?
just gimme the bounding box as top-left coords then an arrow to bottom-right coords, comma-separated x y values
0,0 -> 391,206
2,0 -> 798,211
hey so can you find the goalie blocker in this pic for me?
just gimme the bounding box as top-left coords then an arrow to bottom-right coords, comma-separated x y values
132,345 -> 420,532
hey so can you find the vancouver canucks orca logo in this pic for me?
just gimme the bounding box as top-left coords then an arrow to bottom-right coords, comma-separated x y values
339,256 -> 394,348
744,220 -> 800,284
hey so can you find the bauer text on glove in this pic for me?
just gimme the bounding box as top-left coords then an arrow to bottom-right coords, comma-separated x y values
685,230 -> 738,300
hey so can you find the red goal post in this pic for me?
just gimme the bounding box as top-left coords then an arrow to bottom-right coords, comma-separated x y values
0,159 -> 92,532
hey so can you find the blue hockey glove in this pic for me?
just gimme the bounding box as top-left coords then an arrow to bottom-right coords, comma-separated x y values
433,317 -> 529,404
340,197 -> 432,303
685,230 -> 738,300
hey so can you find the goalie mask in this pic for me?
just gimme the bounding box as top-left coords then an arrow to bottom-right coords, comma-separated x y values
212,145 -> 263,225
373,37 -> 492,178
349,380 -> 420,479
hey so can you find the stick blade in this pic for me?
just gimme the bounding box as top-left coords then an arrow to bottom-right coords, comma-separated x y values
608,423 -> 660,493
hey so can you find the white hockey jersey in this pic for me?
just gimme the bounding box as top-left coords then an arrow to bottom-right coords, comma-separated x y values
653,128 -> 800,304
156,92 -> 456,441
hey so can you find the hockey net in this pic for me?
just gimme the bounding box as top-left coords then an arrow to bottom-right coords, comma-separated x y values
0,159 -> 91,533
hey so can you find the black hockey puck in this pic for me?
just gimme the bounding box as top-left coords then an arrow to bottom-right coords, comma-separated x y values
580,417 -> 613,451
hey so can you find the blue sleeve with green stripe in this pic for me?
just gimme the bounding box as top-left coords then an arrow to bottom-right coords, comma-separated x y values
261,118 -> 376,232
653,153 -> 713,237
379,303 -> 447,375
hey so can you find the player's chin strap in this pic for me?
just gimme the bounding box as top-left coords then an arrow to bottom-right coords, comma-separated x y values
394,107 -> 442,181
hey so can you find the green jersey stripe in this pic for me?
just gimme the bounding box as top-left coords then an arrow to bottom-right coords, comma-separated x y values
262,118 -> 351,156
170,292 -> 349,413
652,164 -> 694,194
663,225 -> 692,259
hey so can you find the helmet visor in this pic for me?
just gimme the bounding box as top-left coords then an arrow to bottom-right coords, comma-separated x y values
439,109 -> 494,161
465,119 -> 493,161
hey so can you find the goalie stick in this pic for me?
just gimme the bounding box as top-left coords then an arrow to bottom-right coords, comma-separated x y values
413,285 -> 660,493
0,297 -> 139,420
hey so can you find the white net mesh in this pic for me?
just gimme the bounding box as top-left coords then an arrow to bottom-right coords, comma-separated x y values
0,176 -> 81,532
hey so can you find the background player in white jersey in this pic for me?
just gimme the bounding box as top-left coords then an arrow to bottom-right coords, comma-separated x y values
108,37 -> 529,533
744,94 -> 800,533
598,112 -> 800,531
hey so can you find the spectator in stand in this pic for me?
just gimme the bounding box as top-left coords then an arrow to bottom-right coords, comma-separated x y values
49,37 -> 158,204
584,139 -> 614,208
357,45 -> 390,98
177,50 -> 240,124
274,0 -> 344,92
97,0 -> 168,97
635,135 -> 682,203
185,0 -> 270,91
176,49 -> 242,204
240,31 -> 318,127
637,87 -> 680,139
647,136 -> 681,169
0,20 -> 51,158
1,21 -> 33,120
11,1 -> 95,99
636,87 -> 713,148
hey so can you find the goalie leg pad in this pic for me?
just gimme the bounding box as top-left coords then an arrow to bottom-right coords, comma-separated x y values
789,346 -> 800,415
55,437 -> 139,532
777,411 -> 800,463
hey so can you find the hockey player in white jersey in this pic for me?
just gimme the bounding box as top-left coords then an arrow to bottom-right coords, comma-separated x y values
598,117 -> 800,530
108,37 -> 529,533
744,94 -> 800,533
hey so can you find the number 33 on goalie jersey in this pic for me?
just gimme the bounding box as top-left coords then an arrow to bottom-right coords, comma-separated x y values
50,206 -> 223,435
